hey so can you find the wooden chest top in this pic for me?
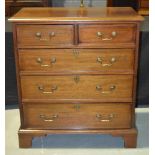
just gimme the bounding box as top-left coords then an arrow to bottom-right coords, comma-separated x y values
9,7 -> 144,22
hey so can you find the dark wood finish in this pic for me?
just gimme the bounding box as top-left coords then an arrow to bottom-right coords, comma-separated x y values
9,7 -> 143,148
107,0 -> 113,7
5,0 -> 49,17
140,0 -> 149,7
138,0 -> 149,15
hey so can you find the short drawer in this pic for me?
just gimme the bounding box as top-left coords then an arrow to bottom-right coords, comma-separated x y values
23,103 -> 132,129
18,49 -> 134,74
21,75 -> 133,102
16,25 -> 74,47
79,24 -> 136,47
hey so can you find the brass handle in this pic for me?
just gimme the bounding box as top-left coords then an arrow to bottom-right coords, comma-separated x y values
97,57 -> 116,67
38,85 -> 58,94
36,57 -> 56,67
96,113 -> 115,122
49,32 -> 55,37
35,32 -> 41,38
35,32 -> 55,41
97,31 -> 117,41
96,85 -> 116,94
35,32 -> 48,41
39,114 -> 58,122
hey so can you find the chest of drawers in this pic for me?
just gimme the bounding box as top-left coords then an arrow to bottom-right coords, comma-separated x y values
9,7 -> 143,148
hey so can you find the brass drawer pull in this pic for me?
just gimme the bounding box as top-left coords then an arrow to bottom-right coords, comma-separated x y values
49,32 -> 55,37
97,57 -> 116,67
36,57 -> 56,67
38,85 -> 58,94
35,32 -> 42,38
96,85 -> 116,94
35,32 -> 55,41
97,31 -> 117,41
96,113 -> 115,122
39,114 -> 58,122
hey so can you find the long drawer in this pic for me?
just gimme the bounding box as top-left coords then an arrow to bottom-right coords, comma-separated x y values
16,25 -> 74,46
23,103 -> 132,129
18,49 -> 134,74
21,75 -> 133,102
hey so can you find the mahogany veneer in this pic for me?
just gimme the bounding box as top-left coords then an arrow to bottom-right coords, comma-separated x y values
9,7 -> 143,148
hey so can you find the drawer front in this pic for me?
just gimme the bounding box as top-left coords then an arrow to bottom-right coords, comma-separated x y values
21,75 -> 133,102
79,24 -> 136,46
19,49 -> 134,74
23,103 -> 132,129
17,25 -> 74,46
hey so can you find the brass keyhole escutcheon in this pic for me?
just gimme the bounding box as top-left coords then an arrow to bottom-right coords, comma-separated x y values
73,49 -> 79,58
74,75 -> 80,84
74,104 -> 80,111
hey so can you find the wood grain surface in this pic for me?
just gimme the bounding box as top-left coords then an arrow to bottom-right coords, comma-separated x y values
23,103 -> 132,129
9,7 -> 143,148
9,7 -> 144,22
18,49 -> 135,74
79,24 -> 136,45
17,25 -> 74,46
21,75 -> 133,102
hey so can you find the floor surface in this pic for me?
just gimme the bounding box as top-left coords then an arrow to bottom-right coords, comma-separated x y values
6,108 -> 149,155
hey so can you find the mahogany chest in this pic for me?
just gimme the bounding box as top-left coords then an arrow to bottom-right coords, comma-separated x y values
9,7 -> 143,148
